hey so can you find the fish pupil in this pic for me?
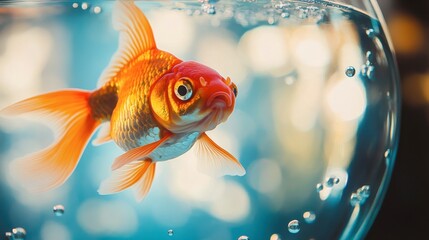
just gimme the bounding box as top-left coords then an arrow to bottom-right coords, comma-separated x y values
178,85 -> 188,96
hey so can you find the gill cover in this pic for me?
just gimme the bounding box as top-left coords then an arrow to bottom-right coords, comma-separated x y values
149,68 -> 202,133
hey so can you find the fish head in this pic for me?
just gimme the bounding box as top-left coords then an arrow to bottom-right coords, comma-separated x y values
150,61 -> 237,133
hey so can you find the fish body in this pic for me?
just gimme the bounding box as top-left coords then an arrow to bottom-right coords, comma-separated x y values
0,0 -> 245,201
90,48 -> 181,151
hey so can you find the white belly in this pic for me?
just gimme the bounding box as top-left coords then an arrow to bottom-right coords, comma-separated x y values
143,131 -> 200,162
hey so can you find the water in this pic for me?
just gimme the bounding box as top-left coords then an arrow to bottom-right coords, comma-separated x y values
0,0 -> 399,239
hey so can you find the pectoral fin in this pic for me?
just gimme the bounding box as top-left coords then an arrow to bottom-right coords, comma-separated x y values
111,132 -> 172,170
195,133 -> 246,177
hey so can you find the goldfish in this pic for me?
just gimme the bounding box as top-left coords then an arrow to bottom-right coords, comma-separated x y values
0,0 -> 245,201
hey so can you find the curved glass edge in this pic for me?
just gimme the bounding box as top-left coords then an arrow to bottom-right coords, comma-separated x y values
354,0 -> 402,239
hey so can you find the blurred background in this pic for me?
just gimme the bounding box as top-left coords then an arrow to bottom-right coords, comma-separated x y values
368,0 -> 429,239
0,0 -> 426,239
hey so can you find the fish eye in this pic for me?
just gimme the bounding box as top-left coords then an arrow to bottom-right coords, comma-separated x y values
231,83 -> 238,97
174,78 -> 193,101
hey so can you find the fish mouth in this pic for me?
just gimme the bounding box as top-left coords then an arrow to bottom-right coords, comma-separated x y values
200,108 -> 226,131
206,92 -> 232,108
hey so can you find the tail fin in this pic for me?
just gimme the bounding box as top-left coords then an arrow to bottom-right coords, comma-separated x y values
98,160 -> 156,202
0,90 -> 100,192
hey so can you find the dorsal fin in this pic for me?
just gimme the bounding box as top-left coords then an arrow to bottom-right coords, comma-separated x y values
97,0 -> 157,87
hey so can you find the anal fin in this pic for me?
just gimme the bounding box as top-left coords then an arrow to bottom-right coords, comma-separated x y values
134,163 -> 156,201
98,159 -> 156,201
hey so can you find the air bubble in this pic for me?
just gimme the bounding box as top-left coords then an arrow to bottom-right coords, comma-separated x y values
238,236 -> 249,240
350,193 -> 362,206
72,3 -> 79,8
366,29 -> 375,38
297,7 -> 309,19
325,179 -> 334,187
350,185 -> 371,206
303,211 -> 316,224
345,66 -> 356,77
53,204 -> 65,216
357,185 -> 370,199
4,232 -> 12,240
11,227 -> 26,240
316,183 -> 323,192
325,177 -> 339,188
270,233 -> 281,240
284,75 -> 295,85
307,6 -> 319,16
288,220 -> 300,234
207,5 -> 216,14
201,3 -> 216,15
281,12 -> 290,18
81,2 -> 89,10
93,6 -> 102,14
366,65 -> 375,79
317,9 -> 328,24
274,1 -> 287,10
366,51 -> 374,62
360,64 -> 368,77
168,229 -> 174,236
384,149 -> 390,158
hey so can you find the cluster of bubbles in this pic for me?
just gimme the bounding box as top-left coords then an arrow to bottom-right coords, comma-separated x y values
174,0 -> 345,27
360,49 -> 376,80
235,211 -> 316,239
4,227 -> 26,240
3,204 -> 66,239
236,210 -> 316,239
72,2 -> 102,14
346,40 -> 377,81
316,176 -> 340,192
358,27 -> 380,81
286,210 -> 317,235
199,0 -> 218,15
303,211 -> 316,224
350,185 -> 371,206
